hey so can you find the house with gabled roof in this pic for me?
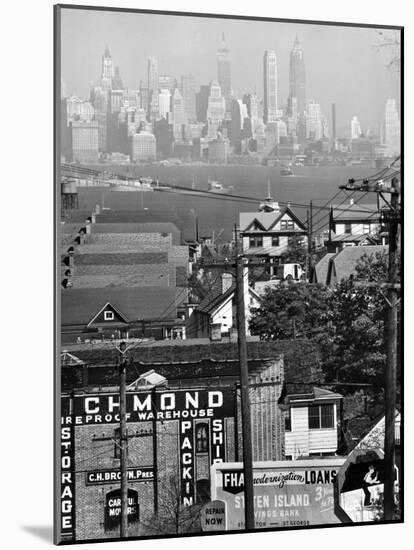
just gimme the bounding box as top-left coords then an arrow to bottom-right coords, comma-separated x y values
186,271 -> 262,339
61,286 -> 187,343
239,194 -> 307,276
327,200 -> 383,252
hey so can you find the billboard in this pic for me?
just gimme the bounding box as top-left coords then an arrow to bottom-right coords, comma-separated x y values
211,459 -> 345,530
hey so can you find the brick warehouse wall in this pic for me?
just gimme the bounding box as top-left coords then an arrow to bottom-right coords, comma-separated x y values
71,412 -> 239,540
236,358 -> 285,461
74,420 -> 155,540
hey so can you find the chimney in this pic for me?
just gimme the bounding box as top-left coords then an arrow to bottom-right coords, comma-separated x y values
221,272 -> 233,294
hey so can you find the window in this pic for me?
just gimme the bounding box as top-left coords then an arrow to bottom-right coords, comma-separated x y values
308,404 -> 334,429
271,236 -> 280,247
196,423 -> 209,453
363,223 -> 370,233
280,220 -> 295,230
249,236 -> 263,248
104,310 -> 115,321
344,222 -> 352,234
284,409 -> 291,432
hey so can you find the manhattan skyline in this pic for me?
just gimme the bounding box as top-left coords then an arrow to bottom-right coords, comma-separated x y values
61,9 -> 400,136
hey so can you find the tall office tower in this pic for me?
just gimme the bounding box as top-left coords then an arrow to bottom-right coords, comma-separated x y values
207,80 -> 226,122
181,74 -> 197,122
332,103 -> 337,143
112,66 -> 124,90
263,50 -> 278,123
229,99 -> 248,154
351,115 -> 362,139
71,120 -> 99,163
147,57 -> 159,95
242,93 -> 259,121
158,74 -> 174,91
217,33 -> 232,110
384,98 -> 400,155
139,81 -> 149,114
147,57 -> 159,118
101,47 -> 114,90
158,88 -> 171,119
90,86 -> 109,152
306,100 -> 323,141
289,36 -> 306,116
196,85 -> 210,122
171,87 -> 187,140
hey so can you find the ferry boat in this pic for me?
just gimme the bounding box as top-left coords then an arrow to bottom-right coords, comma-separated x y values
208,179 -> 231,193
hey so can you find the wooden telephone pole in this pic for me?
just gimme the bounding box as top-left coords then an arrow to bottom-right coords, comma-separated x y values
118,341 -> 129,538
340,175 -> 401,519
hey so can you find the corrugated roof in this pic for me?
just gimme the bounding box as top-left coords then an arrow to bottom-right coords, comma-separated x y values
74,252 -> 168,265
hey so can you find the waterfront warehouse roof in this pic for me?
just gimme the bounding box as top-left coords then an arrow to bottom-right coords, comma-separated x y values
61,286 -> 186,327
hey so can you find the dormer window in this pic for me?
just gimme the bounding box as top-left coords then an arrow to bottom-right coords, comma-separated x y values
104,311 -> 115,321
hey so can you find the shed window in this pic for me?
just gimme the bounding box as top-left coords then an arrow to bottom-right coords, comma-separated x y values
308,404 -> 334,429
104,310 -> 115,321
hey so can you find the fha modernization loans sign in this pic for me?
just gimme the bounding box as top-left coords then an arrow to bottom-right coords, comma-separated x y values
211,459 -> 345,530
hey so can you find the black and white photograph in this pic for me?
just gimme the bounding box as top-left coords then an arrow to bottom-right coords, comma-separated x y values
54,3 -> 402,545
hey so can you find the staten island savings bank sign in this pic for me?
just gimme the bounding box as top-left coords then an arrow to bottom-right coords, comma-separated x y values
61,389 -> 234,425
211,460 -> 345,530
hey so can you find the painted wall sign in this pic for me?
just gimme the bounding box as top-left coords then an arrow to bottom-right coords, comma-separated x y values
60,421 -> 75,541
104,488 -> 139,531
61,389 -> 234,425
86,467 -> 154,485
211,459 -> 346,530
180,420 -> 195,506
210,418 -> 226,465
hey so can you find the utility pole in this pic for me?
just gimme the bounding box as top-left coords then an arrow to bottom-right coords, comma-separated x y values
340,172 -> 401,520
384,177 -> 400,520
118,341 -> 128,538
235,253 -> 255,530
307,201 -> 313,281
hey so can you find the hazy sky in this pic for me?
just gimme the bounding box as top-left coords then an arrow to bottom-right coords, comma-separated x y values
60,8 -> 400,136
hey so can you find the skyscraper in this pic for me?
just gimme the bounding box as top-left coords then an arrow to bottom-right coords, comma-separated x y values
384,99 -> 400,155
181,75 -> 197,122
158,89 -> 171,119
207,80 -> 226,122
263,50 -> 278,123
171,88 -> 187,140
111,66 -> 124,90
306,100 -> 323,141
148,57 -> 159,120
217,33 -> 232,110
101,47 -> 114,90
289,36 -> 306,116
351,115 -> 362,139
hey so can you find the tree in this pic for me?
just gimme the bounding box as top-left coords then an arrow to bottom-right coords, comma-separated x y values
249,283 -> 330,341
140,474 -> 203,536
249,250 -> 401,404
